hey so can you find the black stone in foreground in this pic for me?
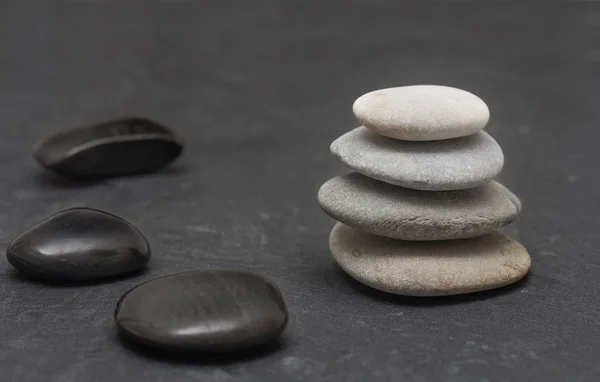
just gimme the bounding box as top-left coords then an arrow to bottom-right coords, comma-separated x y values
115,270 -> 288,353
34,116 -> 183,178
7,208 -> 150,281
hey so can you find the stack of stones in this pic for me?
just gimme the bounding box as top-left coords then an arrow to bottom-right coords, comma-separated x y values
318,85 -> 530,296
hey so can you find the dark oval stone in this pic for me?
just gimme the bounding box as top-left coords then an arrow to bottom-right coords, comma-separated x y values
7,208 -> 150,281
34,116 -> 183,178
115,270 -> 288,352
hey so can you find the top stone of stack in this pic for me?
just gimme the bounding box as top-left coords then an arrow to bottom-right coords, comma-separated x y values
352,85 -> 490,141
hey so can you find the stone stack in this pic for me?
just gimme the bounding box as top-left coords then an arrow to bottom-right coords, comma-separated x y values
318,85 -> 530,296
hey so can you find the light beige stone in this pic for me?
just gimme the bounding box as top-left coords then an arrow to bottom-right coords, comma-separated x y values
329,223 -> 531,296
353,85 -> 490,141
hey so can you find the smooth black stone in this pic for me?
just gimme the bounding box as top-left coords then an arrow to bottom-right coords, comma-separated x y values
34,116 -> 183,178
7,208 -> 150,281
115,270 -> 288,353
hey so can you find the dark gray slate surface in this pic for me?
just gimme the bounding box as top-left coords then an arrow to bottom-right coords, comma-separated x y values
0,1 -> 599,381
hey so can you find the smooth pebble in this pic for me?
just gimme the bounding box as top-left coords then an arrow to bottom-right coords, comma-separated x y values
331,127 -> 504,190
353,85 -> 490,141
330,223 -> 530,296
34,116 -> 183,178
115,270 -> 288,352
318,173 -> 521,240
7,208 -> 150,281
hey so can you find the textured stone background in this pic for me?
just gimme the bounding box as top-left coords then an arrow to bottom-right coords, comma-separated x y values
0,1 -> 599,381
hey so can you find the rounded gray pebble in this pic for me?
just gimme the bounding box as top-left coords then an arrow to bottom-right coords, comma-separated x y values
318,173 -> 521,241
330,127 -> 504,190
330,223 -> 531,296
353,85 -> 490,141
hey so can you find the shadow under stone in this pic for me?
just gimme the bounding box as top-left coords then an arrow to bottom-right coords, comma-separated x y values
33,162 -> 190,189
117,331 -> 287,365
7,267 -> 150,288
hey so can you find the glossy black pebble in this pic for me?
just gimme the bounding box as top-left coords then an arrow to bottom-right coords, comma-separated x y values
34,116 -> 183,178
115,270 -> 288,352
7,208 -> 150,281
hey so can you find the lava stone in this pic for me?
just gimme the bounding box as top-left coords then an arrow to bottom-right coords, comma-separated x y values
115,270 -> 288,352
34,116 -> 183,178
7,208 -> 150,281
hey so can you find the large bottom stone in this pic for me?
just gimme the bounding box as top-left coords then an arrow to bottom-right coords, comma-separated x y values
330,223 -> 530,296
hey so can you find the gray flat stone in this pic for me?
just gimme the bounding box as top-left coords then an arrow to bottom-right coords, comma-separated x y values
330,127 -> 504,190
353,85 -> 490,141
318,173 -> 521,240
330,223 -> 531,296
